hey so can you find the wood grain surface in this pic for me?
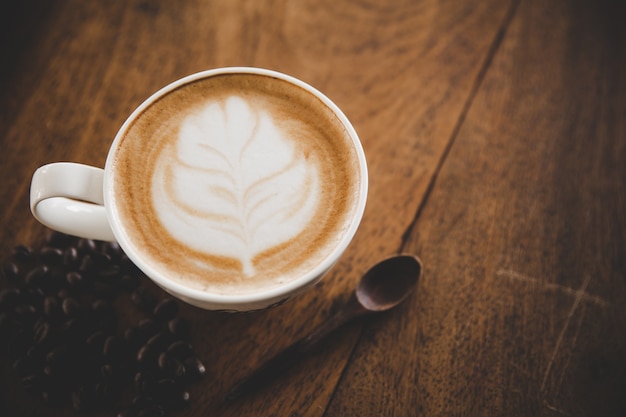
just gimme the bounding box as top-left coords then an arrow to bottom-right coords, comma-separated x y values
1,0 -> 625,416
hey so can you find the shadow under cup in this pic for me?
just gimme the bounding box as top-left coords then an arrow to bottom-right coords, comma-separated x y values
104,68 -> 368,311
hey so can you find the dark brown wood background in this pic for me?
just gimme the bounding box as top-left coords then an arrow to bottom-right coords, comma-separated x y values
2,0 -> 626,416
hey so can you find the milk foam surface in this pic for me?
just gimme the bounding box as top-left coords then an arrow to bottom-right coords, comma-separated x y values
111,74 -> 361,295
152,96 -> 321,276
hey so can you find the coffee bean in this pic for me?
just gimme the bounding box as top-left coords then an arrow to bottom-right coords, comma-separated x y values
153,298 -> 178,322
77,238 -> 98,254
2,262 -> 21,283
65,271 -> 85,289
137,318 -> 159,339
134,371 -> 156,395
131,287 -> 157,312
62,297 -> 81,317
79,254 -> 95,273
92,298 -> 114,319
63,247 -> 80,268
25,265 -> 50,287
0,288 -> 22,311
42,385 -> 68,406
137,403 -> 166,417
33,320 -> 52,344
13,356 -> 37,377
13,245 -> 34,263
167,317 -> 190,340
72,385 -> 97,412
183,356 -> 206,380
119,273 -> 140,291
158,352 -> 186,380
152,377 -> 188,408
104,335 -> 126,362
21,374 -> 44,393
97,266 -> 121,283
146,332 -> 171,351
167,340 -> 193,360
15,302 -> 37,318
137,343 -> 159,369
40,246 -> 64,265
62,318 -> 89,341
43,296 -> 62,319
86,330 -> 107,352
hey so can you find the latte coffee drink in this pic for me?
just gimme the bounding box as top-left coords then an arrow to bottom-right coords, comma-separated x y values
108,72 -> 364,295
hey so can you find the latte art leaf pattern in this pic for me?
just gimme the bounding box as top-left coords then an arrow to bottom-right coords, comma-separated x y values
152,96 -> 321,276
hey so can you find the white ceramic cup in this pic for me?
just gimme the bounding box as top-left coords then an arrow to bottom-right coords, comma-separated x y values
30,68 -> 368,311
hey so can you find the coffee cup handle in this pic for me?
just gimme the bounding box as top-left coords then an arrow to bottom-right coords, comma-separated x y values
30,162 -> 116,241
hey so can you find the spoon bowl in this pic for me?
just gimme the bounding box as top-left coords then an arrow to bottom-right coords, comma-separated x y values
356,254 -> 422,311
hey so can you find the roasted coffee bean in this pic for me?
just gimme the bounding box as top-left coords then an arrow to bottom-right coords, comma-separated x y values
152,377 -> 184,406
101,363 -> 116,379
91,251 -> 112,268
136,343 -> 159,369
93,281 -> 116,299
157,352 -> 186,380
86,330 -> 107,352
63,247 -> 80,268
137,318 -> 159,339
0,288 -> 22,311
65,271 -> 85,289
13,356 -> 37,377
77,238 -> 98,254
134,371 -> 156,395
167,317 -> 190,340
131,287 -> 157,312
26,344 -> 44,362
0,312 -> 17,339
104,335 -> 126,362
13,245 -> 34,263
153,298 -> 178,322
79,254 -> 95,273
42,385 -> 68,406
119,273 -> 140,291
25,265 -> 50,287
33,320 -> 52,344
92,298 -> 113,318
146,332 -> 171,351
2,262 -> 20,283
43,296 -> 62,319
167,340 -> 193,360
23,289 -> 44,310
120,254 -> 141,274
21,374 -> 44,393
117,409 -> 138,417
62,318 -> 89,340
72,385 -> 97,412
98,265 -> 121,282
137,405 -> 166,417
183,356 -> 206,380
102,241 -> 122,258
40,246 -> 64,265
62,297 -> 81,317
15,302 -> 37,318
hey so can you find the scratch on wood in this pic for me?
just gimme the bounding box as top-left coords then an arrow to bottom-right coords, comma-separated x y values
554,303 -> 587,398
540,274 -> 591,394
496,269 -> 609,307
544,402 -> 573,416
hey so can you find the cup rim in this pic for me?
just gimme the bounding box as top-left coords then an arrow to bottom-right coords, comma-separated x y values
103,67 -> 368,309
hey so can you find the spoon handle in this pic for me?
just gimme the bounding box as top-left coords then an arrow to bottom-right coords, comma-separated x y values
225,295 -> 367,401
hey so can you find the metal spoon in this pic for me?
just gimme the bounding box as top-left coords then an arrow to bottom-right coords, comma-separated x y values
225,254 -> 423,400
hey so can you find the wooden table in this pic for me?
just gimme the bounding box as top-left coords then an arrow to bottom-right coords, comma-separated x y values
2,0 -> 626,416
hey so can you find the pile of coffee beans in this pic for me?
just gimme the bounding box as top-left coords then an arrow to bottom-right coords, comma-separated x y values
0,231 -> 206,416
